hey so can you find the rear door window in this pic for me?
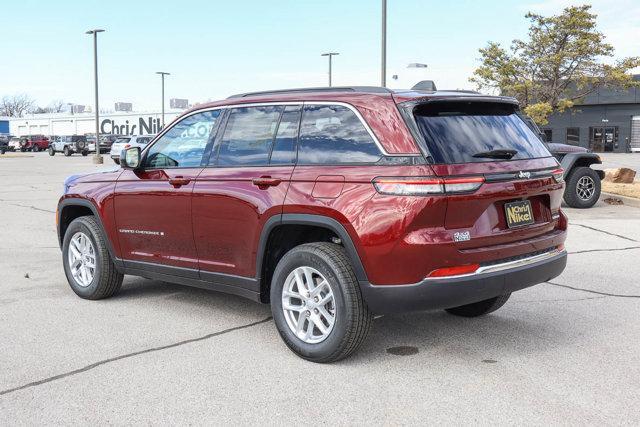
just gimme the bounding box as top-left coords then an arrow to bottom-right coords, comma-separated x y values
216,106 -> 282,166
413,102 -> 551,164
297,105 -> 381,164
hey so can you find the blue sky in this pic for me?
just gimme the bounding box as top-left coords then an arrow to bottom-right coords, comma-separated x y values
0,0 -> 637,111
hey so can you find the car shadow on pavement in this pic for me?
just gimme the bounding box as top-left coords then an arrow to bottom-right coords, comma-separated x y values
111,277 -> 578,364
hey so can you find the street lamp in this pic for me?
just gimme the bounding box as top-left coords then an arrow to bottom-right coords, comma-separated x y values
381,0 -> 387,87
86,29 -> 105,164
156,72 -> 170,128
320,53 -> 339,87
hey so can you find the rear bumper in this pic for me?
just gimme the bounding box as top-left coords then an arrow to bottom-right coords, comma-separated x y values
359,249 -> 567,314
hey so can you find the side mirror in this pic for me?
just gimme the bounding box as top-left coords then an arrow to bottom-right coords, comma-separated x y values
121,146 -> 141,169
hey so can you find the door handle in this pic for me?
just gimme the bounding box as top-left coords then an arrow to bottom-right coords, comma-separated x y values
252,176 -> 281,189
169,176 -> 191,188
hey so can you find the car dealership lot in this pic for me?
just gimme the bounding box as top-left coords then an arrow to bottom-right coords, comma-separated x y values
1,153 -> 639,424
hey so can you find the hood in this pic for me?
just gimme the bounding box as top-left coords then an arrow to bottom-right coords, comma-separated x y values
546,143 -> 589,154
63,168 -> 122,191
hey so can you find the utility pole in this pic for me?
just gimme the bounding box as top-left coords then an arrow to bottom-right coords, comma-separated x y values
320,53 -> 339,87
381,0 -> 387,87
86,29 -> 105,164
156,72 -> 170,128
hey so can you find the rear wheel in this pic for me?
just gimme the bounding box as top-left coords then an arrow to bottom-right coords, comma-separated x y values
270,242 -> 372,363
48,146 -> 55,156
32,145 -> 39,152
81,150 -> 88,156
62,216 -> 123,299
63,146 -> 71,156
445,294 -> 511,317
564,167 -> 600,208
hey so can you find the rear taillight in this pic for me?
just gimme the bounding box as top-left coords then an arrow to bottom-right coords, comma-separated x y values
551,168 -> 564,183
373,176 -> 484,196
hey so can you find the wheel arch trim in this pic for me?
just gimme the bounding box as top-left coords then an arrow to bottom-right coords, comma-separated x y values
256,213 -> 368,283
57,198 -> 120,267
560,153 -> 603,180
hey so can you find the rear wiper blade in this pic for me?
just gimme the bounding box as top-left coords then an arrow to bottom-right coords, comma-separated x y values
472,149 -> 518,159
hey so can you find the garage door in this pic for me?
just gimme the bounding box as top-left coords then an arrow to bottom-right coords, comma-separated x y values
631,116 -> 640,152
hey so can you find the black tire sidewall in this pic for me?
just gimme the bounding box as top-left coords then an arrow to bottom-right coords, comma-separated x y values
62,219 -> 105,298
271,247 -> 351,361
64,146 -> 71,156
48,147 -> 55,156
565,167 -> 601,208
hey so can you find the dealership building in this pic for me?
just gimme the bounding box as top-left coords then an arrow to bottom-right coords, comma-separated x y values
6,110 -> 183,137
543,74 -> 640,152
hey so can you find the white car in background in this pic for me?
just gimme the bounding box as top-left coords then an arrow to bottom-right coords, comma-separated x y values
109,135 -> 155,164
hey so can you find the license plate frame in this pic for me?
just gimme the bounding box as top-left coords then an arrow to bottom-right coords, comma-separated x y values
504,200 -> 534,228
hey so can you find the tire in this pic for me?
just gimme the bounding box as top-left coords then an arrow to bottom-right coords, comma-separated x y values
63,146 -> 71,157
270,242 -> 373,363
32,145 -> 39,152
20,147 -> 26,152
62,216 -> 123,300
113,158 -> 120,165
0,147 -> 5,155
48,146 -> 55,156
563,167 -> 601,208
445,293 -> 511,317
81,150 -> 88,156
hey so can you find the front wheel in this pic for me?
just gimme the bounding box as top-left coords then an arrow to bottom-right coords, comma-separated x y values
445,294 -> 511,317
48,146 -> 55,156
270,242 -> 373,363
32,145 -> 39,152
62,216 -> 123,299
564,167 -> 601,208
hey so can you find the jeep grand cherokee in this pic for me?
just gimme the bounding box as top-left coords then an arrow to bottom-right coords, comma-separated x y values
57,86 -> 567,362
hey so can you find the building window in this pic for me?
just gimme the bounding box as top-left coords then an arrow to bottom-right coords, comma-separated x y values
566,128 -> 580,145
543,129 -> 552,142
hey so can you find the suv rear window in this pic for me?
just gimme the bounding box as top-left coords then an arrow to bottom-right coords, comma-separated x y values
412,101 -> 550,164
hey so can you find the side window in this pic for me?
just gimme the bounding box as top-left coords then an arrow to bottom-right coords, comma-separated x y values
145,110 -> 220,168
216,106 -> 282,166
298,105 -> 381,164
270,105 -> 301,165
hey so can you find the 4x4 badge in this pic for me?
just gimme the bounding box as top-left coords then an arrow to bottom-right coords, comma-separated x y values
518,171 -> 531,179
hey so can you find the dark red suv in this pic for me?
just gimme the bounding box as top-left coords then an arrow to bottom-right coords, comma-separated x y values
21,134 -> 49,152
57,86 -> 567,362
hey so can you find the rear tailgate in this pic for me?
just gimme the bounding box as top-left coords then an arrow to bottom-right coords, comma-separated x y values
409,99 -> 563,250
431,158 -> 563,249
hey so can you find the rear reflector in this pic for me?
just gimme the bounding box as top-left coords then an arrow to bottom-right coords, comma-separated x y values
373,176 -> 484,196
427,263 -> 480,278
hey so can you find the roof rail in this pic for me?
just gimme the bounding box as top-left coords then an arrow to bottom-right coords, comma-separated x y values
227,86 -> 393,99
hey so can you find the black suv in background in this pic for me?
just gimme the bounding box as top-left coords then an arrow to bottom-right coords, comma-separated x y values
520,115 -> 603,208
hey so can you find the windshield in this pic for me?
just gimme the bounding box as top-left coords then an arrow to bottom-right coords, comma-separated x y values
413,101 -> 551,164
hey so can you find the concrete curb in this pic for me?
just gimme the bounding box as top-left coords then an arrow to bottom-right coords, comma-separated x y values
601,192 -> 640,208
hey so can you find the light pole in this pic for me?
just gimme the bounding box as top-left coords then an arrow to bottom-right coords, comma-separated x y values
156,71 -> 170,128
86,29 -> 104,164
381,0 -> 387,87
320,53 -> 339,87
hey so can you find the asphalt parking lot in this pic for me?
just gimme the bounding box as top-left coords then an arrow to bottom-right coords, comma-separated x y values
1,153 -> 639,424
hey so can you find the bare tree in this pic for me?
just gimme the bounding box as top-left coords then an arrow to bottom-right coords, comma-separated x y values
47,99 -> 65,113
0,94 -> 36,117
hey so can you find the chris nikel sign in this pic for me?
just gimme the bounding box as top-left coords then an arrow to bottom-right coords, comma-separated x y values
100,116 -> 166,135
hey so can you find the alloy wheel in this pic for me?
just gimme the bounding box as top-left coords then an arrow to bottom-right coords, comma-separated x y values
576,176 -> 595,201
67,232 -> 96,287
281,266 -> 336,344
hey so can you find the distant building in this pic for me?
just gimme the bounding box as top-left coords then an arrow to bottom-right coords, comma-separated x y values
114,102 -> 133,112
544,75 -> 640,152
8,110 -> 182,136
170,98 -> 189,109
